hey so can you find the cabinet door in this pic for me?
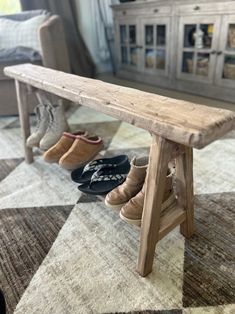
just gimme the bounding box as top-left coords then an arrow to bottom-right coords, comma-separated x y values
140,17 -> 170,76
177,15 -> 220,83
215,15 -> 235,88
116,18 -> 141,71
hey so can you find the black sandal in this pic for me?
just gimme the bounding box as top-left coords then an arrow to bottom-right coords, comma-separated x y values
0,289 -> 6,314
77,163 -> 130,195
71,155 -> 129,184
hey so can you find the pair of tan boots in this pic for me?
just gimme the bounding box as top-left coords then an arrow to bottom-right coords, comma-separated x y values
43,131 -> 103,170
105,156 -> 176,226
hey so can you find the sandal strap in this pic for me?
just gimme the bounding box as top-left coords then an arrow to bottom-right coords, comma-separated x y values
82,160 -> 117,175
89,171 -> 127,186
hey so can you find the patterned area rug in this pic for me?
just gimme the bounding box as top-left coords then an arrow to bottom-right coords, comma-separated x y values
0,105 -> 234,314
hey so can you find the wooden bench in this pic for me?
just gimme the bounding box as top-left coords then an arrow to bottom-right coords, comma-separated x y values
4,64 -> 235,277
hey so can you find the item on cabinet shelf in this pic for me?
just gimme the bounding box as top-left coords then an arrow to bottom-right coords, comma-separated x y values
228,24 -> 235,49
193,28 -> 204,49
39,103 -> 69,151
130,48 -> 137,65
26,103 -> 50,148
120,170 -> 175,226
71,155 -> 130,184
145,49 -> 154,68
186,59 -> 193,74
43,130 -> 88,163
59,135 -> 104,170
207,24 -> 213,38
224,63 -> 235,80
105,156 -> 148,210
186,58 -> 209,76
196,57 -> 209,76
145,25 -> 153,45
77,161 -> 131,195
156,50 -> 165,70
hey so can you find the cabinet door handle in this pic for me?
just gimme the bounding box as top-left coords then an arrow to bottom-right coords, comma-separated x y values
217,51 -> 223,55
194,6 -> 200,10
135,45 -> 143,49
153,8 -> 159,13
211,50 -> 216,54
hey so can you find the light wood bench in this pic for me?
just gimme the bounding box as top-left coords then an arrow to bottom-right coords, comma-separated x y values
4,64 -> 235,277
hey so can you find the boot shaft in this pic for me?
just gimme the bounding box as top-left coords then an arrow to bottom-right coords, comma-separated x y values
34,104 -> 50,134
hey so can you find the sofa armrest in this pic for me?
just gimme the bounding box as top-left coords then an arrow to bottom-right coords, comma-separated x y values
39,15 -> 71,73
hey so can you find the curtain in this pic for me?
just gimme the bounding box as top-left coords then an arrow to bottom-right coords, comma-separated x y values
20,0 -> 96,77
76,0 -> 116,73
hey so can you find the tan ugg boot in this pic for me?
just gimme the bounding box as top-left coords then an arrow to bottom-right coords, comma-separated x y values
40,103 -> 69,151
105,156 -> 148,210
43,131 -> 87,163
120,172 -> 176,226
59,135 -> 104,170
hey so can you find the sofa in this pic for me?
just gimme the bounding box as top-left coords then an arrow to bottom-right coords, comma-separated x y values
0,10 -> 71,116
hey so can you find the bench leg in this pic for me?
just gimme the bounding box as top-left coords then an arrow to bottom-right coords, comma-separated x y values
137,135 -> 173,277
15,80 -> 34,164
175,146 -> 194,238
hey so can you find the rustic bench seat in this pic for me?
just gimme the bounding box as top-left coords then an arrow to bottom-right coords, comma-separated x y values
4,63 -> 235,277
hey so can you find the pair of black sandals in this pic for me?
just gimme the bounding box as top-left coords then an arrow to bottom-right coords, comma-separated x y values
71,155 -> 130,195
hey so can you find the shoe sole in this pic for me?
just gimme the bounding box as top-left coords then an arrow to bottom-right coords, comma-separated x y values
43,158 -> 59,164
26,142 -> 40,148
119,193 -> 176,227
104,199 -> 127,211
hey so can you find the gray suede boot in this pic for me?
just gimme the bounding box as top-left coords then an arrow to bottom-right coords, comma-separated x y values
39,103 -> 69,151
26,104 -> 50,148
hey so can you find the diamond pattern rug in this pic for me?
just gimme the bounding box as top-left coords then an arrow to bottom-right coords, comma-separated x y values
0,106 -> 234,314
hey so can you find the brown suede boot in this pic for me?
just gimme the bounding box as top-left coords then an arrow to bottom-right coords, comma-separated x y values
120,172 -> 176,226
105,156 -> 148,210
43,131 -> 87,163
59,135 -> 104,170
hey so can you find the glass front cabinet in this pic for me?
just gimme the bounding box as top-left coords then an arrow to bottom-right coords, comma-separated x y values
116,16 -> 170,78
177,14 -> 235,90
113,1 -> 235,102
177,16 -> 220,83
117,19 -> 141,71
141,18 -> 170,77
215,15 -> 235,88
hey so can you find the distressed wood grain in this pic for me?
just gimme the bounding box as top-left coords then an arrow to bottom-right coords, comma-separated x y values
4,64 -> 235,149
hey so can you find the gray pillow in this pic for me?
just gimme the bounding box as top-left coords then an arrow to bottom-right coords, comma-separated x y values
0,47 -> 42,62
0,14 -> 48,53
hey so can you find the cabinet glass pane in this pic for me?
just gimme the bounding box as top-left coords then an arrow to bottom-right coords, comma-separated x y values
120,25 -> 126,44
145,25 -> 154,45
156,25 -> 166,46
156,49 -> 165,69
130,47 -> 137,66
145,49 -> 154,68
196,53 -> 210,76
182,51 -> 194,73
129,25 -> 136,44
223,55 -> 235,80
121,46 -> 128,64
199,24 -> 213,49
227,24 -> 235,51
184,24 -> 196,48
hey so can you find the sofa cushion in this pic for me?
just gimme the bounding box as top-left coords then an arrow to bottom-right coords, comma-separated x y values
0,14 -> 48,53
0,47 -> 42,80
